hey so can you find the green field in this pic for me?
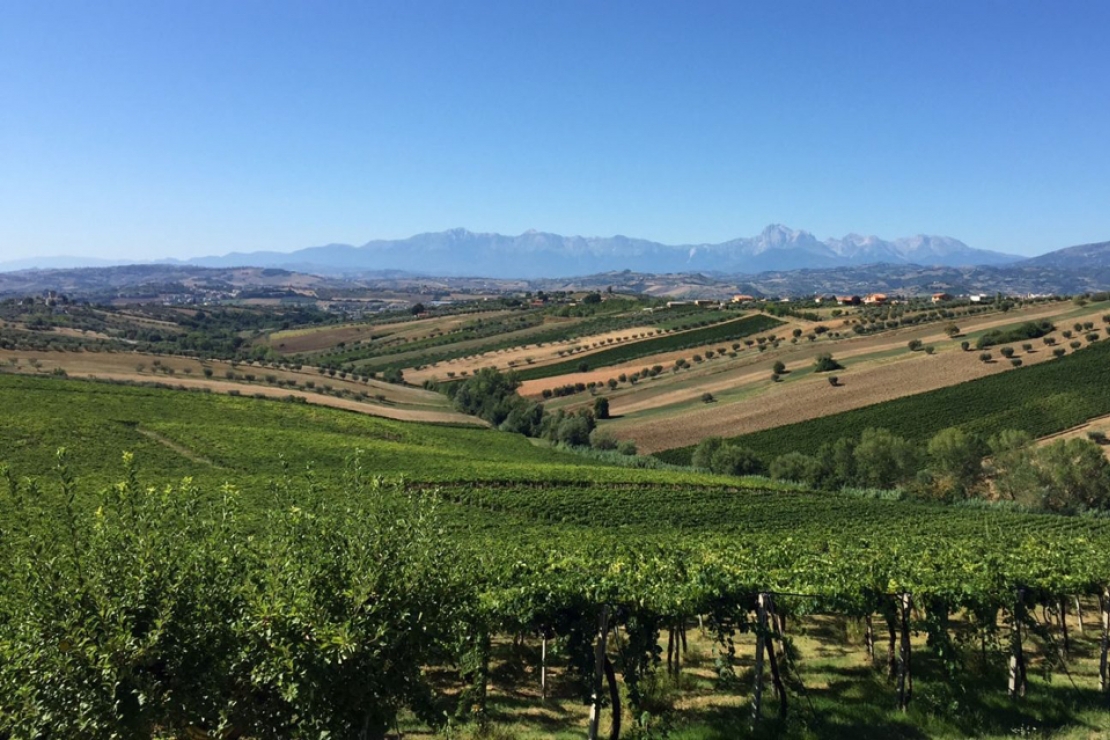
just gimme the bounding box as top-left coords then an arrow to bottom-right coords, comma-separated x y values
657,336 -> 1110,465
0,373 -> 732,492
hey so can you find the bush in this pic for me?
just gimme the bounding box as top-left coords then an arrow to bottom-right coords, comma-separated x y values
772,360 -> 786,374
1010,358 -> 1022,367
828,376 -> 839,386
979,352 -> 992,363
976,320 -> 1054,349
907,339 -> 923,351
701,392 -> 715,403
710,444 -> 765,476
1000,347 -> 1015,358
593,396 -> 610,419
691,437 -> 725,470
589,428 -> 619,450
813,353 -> 843,372
770,451 -> 822,485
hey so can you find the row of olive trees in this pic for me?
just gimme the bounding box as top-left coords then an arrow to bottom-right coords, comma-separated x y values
0,451 -> 473,740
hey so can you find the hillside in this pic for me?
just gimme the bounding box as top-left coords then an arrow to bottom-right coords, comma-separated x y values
3,371 -> 1110,739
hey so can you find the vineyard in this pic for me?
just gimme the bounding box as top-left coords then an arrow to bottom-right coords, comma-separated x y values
510,313 -> 784,381
3,373 -> 1110,738
657,334 -> 1110,465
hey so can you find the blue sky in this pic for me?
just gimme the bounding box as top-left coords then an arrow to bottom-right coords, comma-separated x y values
1,0 -> 1108,262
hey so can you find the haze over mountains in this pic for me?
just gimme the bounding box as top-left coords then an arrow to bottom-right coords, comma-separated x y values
170,224 -> 1021,278
5,226 -> 1107,282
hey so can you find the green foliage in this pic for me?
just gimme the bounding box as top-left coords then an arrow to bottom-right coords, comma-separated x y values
852,428 -> 919,489
0,452 -> 469,738
976,320 -> 1054,349
451,367 -> 525,427
813,352 -> 842,372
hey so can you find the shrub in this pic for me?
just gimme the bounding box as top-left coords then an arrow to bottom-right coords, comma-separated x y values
1053,348 -> 1066,358
1000,347 -> 1015,359
828,376 -> 839,386
701,392 -> 715,403
710,445 -> 765,477
1010,358 -> 1022,367
979,352 -> 992,362
813,353 -> 842,372
588,428 -> 619,450
907,339 -> 923,351
976,320 -> 1054,349
772,360 -> 786,374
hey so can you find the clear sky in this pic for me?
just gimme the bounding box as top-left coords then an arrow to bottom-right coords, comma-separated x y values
2,0 -> 1108,262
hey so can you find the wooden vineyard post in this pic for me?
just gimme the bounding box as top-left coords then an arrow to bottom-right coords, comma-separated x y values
588,605 -> 611,740
1058,598 -> 1070,659
766,594 -> 788,720
885,604 -> 898,679
1009,587 -> 1028,699
1075,595 -> 1085,636
865,613 -> 875,663
1101,586 -> 1110,694
751,594 -> 768,730
540,631 -> 548,700
897,593 -> 913,711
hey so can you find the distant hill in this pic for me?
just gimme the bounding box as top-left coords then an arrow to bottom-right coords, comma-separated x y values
176,224 -> 1022,278
0,256 -> 126,272
1017,240 -> 1110,269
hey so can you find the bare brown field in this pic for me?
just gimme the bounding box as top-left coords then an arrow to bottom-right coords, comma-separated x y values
592,302 -> 1108,453
523,300 -> 1085,402
407,323 -> 667,383
515,319 -> 809,396
611,338 -> 1060,454
0,349 -> 481,426
268,311 -> 517,354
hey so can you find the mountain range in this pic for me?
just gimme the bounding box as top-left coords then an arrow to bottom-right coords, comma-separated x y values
162,224 -> 1020,278
6,226 -> 1109,280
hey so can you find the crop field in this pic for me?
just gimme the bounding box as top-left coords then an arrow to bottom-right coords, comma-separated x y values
657,326 -> 1110,465
345,301 -> 728,374
0,347 -> 476,425
602,301 -> 1110,453
510,313 -> 784,381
